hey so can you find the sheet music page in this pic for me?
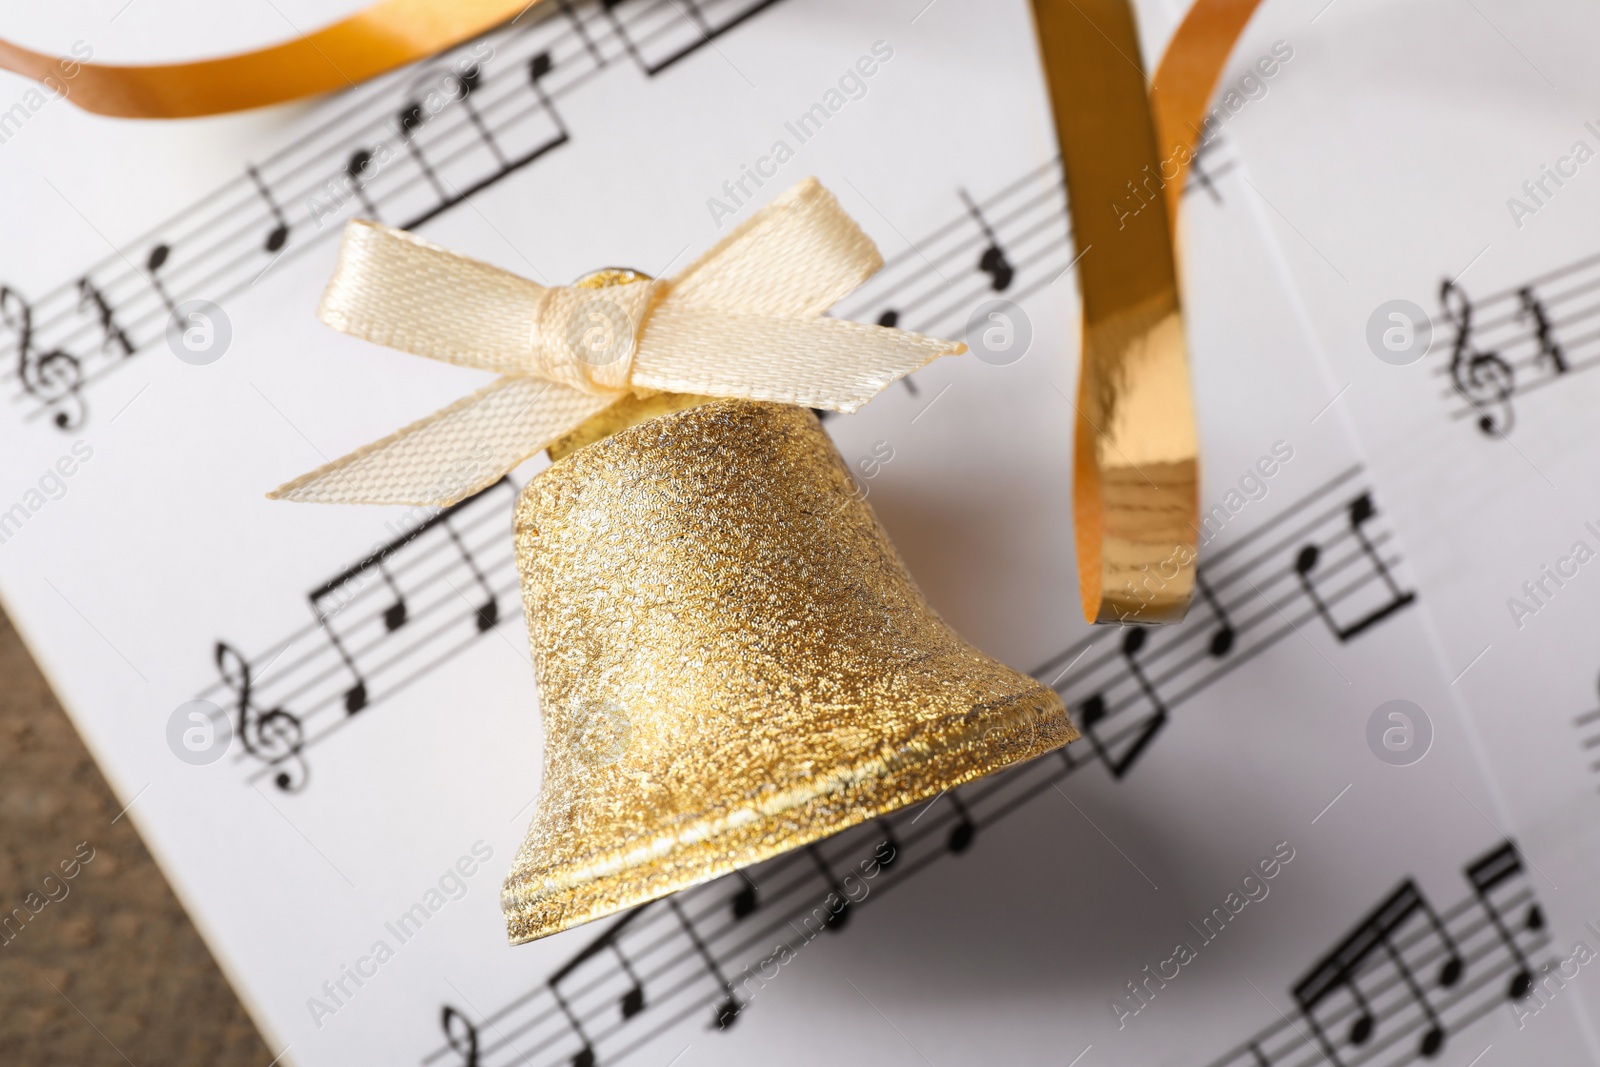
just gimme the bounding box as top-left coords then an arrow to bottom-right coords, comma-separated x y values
0,1 -> 1596,1065
1213,0 -> 1600,1042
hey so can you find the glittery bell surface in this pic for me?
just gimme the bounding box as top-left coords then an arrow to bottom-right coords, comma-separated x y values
502,400 -> 1076,944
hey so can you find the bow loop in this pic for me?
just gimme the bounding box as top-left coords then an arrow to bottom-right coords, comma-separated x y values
318,220 -> 549,376
272,179 -> 965,508
669,177 -> 883,317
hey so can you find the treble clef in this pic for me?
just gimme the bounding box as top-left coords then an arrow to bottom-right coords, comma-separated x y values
1439,278 -> 1515,437
1,285 -> 86,429
441,1006 -> 480,1066
214,641 -> 308,792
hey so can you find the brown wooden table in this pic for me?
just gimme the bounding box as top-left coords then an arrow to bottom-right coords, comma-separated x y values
0,609 -> 269,1064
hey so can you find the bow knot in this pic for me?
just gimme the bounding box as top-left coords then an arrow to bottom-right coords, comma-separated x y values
272,178 -> 965,507
531,276 -> 663,397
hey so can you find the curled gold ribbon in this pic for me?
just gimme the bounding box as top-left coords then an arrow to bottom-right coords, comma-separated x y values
1031,0 -> 1262,623
270,178 -> 964,507
1151,0 -> 1268,232
1033,0 -> 1197,625
0,0 -> 537,118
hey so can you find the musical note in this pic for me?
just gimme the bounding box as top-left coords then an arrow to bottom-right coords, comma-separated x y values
2,285 -> 84,429
396,100 -> 448,201
1294,493 -> 1417,642
444,518 -> 499,631
959,188 -> 1014,292
549,973 -> 597,1067
807,845 -> 850,930
875,818 -> 900,870
377,562 -> 409,632
452,64 -> 509,167
440,1006 -> 479,1067
730,870 -> 759,920
1440,278 -> 1515,436
145,243 -> 177,314
3,0 -> 793,434
611,938 -> 646,1019
1077,627 -> 1168,779
666,898 -> 742,1030
309,584 -> 371,715
399,49 -> 572,232
1200,840 -> 1551,1067
598,0 -> 648,71
529,51 -> 557,110
1291,880 -> 1454,1064
346,149 -> 380,218
1194,572 -> 1235,657
1466,842 -> 1538,1001
299,479 -> 512,717
547,904 -> 652,1065
247,164 -> 291,253
1518,286 -> 1567,376
556,0 -> 606,67
1416,890 -> 1465,990
76,278 -> 133,359
946,793 -> 976,854
214,641 -> 306,791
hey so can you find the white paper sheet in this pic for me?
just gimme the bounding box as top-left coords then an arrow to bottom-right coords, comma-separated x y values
1,1 -> 1596,1065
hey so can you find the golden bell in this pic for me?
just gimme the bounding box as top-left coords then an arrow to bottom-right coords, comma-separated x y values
501,398 -> 1076,944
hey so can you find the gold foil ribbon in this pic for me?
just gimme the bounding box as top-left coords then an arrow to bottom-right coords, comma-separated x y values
1031,0 -> 1262,622
0,0 -> 537,118
270,178 -> 965,507
1150,0 -> 1268,232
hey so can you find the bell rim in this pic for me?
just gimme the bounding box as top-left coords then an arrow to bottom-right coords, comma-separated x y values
501,681 -> 1076,945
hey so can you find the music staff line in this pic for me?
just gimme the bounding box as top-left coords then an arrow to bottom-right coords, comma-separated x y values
3,0 -> 792,429
8,15 -> 579,402
426,744 -> 1082,1066
1575,675 -> 1600,793
217,480 -> 511,705
15,0 -> 755,338
244,569 -> 525,788
293,524 -> 514,713
416,470 -> 1419,1067
836,160 -> 1069,329
834,139 -> 1237,350
423,794 -> 1531,1067
1040,463 -> 1369,688
1035,464 -> 1417,779
4,24 -> 1241,440
1430,246 -> 1600,437
1230,904 -> 1540,1067
1437,282 -> 1599,391
1203,842 -> 1549,1067
199,479 -> 521,790
1072,525 -> 1405,774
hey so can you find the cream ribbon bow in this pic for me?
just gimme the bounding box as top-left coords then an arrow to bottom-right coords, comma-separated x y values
270,178 -> 964,507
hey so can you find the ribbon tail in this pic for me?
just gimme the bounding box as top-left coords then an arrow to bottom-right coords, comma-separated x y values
667,178 -> 883,317
634,311 -> 964,413
0,0 -> 544,118
319,219 -> 549,375
267,377 -> 613,506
